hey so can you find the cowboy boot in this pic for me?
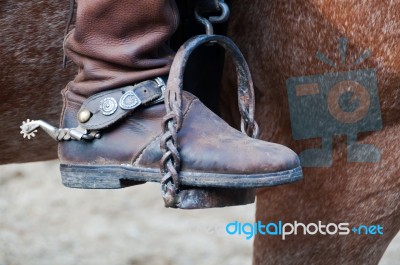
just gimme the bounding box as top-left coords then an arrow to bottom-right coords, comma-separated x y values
20,0 -> 302,208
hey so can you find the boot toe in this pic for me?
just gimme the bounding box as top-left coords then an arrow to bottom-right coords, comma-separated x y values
175,96 -> 303,187
252,141 -> 301,174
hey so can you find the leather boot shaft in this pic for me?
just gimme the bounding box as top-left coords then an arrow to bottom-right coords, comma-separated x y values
64,0 -> 179,104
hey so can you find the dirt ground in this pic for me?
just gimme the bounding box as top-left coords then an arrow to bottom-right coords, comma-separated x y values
0,160 -> 398,265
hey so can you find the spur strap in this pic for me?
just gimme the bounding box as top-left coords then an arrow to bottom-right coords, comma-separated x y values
77,77 -> 166,130
19,77 -> 166,142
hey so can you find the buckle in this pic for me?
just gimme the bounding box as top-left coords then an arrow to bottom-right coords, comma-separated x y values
149,77 -> 166,105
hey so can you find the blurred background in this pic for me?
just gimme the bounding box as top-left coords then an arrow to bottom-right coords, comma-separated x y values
0,161 -> 398,265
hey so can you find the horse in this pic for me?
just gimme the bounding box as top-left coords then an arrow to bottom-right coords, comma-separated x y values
1,1 -> 399,264
1,0 -> 74,164
221,0 -> 400,264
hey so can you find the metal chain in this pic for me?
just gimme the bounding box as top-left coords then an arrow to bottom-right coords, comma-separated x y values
160,102 -> 183,207
194,0 -> 230,35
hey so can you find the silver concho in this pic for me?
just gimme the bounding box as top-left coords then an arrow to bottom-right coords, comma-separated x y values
119,90 -> 141,110
100,97 -> 118,116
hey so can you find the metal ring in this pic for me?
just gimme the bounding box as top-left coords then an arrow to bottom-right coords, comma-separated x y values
194,10 -> 214,35
209,2 -> 230,23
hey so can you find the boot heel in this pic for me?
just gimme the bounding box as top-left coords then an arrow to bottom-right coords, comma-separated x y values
165,187 -> 256,209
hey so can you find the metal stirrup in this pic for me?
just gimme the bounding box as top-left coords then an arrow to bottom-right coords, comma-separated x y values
160,34 -> 259,208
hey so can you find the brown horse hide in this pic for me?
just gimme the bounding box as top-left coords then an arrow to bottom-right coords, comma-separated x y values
0,1 -> 74,164
1,0 -> 399,264
221,0 -> 400,264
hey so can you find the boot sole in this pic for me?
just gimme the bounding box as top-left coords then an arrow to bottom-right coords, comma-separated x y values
60,164 -> 302,189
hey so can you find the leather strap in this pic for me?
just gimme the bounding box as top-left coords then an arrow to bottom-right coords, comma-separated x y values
78,78 -> 165,130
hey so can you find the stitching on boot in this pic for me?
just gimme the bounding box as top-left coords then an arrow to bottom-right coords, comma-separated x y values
131,134 -> 162,166
60,83 -> 73,128
183,97 -> 198,118
62,29 -> 75,68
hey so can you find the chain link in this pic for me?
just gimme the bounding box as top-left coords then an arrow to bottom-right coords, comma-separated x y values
194,0 -> 230,35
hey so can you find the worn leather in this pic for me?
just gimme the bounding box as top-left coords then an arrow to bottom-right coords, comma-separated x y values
63,0 -> 179,105
59,92 -> 191,165
59,91 -> 300,175
136,96 -> 300,174
58,0 -> 300,179
59,0 -> 179,164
